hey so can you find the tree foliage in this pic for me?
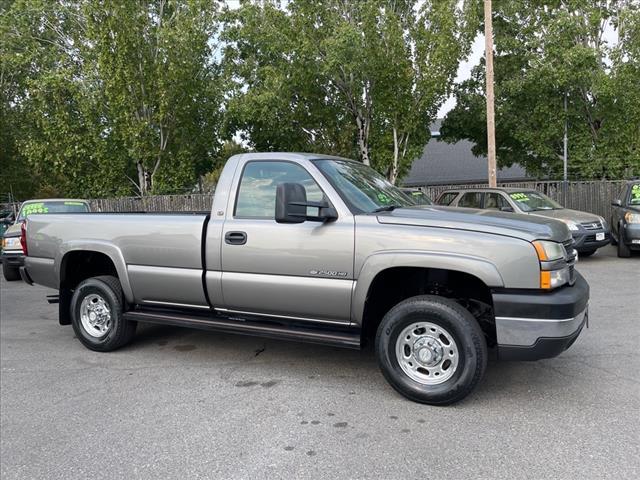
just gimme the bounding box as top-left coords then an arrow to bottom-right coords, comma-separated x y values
1,0 -> 224,198
441,0 -> 640,179
222,0 -> 477,181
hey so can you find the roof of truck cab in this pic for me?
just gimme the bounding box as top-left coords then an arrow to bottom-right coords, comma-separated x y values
230,152 -> 359,163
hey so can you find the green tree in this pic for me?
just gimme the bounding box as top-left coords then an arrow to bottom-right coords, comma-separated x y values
441,0 -> 640,179
223,0 -> 476,181
85,0 -> 223,195
1,0 -> 225,199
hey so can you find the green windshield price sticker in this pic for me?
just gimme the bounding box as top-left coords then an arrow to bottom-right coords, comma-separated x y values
632,184 -> 640,199
377,192 -> 391,204
510,193 -> 530,201
64,201 -> 85,206
22,203 -> 49,216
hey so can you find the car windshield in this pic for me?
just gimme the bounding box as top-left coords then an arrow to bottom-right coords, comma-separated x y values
313,159 -> 415,213
17,201 -> 89,221
404,190 -> 433,205
508,191 -> 562,212
629,183 -> 640,205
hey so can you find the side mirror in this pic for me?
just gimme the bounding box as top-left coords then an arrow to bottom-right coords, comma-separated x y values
275,182 -> 337,224
500,206 -> 514,212
611,199 -> 622,207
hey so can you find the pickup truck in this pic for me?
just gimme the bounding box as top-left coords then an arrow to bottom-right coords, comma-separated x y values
20,153 -> 589,405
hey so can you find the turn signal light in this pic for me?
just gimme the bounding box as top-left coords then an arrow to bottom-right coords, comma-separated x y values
540,271 -> 551,289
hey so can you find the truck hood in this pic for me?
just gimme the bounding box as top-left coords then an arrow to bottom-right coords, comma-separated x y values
526,208 -> 601,223
374,206 -> 572,243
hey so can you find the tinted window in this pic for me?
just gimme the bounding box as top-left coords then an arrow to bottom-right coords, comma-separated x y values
484,193 -> 508,210
437,192 -> 458,206
235,161 -> 323,218
458,192 -> 483,208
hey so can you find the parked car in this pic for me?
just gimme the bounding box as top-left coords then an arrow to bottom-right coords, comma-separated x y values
1,211 -> 16,258
400,188 -> 433,206
610,180 -> 640,258
2,199 -> 89,281
435,188 -> 610,256
20,153 -> 588,405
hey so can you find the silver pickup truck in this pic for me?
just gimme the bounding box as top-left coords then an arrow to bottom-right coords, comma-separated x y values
20,153 -> 589,405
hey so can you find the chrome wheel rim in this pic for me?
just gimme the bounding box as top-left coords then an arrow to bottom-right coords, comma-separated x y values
80,294 -> 112,338
395,321 -> 459,385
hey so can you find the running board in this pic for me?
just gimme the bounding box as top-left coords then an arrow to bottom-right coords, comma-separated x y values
123,307 -> 361,350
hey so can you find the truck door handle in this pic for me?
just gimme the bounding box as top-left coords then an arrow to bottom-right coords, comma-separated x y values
225,231 -> 247,245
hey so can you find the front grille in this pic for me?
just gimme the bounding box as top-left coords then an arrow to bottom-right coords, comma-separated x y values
581,220 -> 603,230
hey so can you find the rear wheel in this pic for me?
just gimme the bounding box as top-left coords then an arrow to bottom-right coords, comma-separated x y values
375,295 -> 487,406
2,262 -> 20,281
70,275 -> 136,351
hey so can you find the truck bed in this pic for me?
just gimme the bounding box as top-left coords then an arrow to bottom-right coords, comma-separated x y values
25,213 -> 210,307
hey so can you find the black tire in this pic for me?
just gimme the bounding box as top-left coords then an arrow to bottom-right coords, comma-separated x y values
2,262 -> 20,281
375,295 -> 487,406
579,249 -> 596,257
70,275 -> 136,352
618,237 -> 631,258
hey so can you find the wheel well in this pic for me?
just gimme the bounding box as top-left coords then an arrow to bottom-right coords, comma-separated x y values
58,251 -> 119,326
60,251 -> 118,290
362,267 -> 496,346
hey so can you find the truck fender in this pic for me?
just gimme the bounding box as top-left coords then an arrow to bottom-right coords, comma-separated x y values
351,250 -> 504,325
55,240 -> 134,304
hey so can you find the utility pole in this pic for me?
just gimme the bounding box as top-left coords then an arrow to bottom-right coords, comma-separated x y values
563,92 -> 568,182
563,91 -> 568,205
484,0 -> 497,187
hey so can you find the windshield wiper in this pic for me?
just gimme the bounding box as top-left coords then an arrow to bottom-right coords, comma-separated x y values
373,205 -> 401,213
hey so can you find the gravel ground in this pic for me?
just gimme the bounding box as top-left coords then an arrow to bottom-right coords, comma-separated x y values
1,244 -> 639,479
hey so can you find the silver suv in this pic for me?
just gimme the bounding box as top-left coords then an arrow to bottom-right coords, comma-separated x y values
436,188 -> 610,256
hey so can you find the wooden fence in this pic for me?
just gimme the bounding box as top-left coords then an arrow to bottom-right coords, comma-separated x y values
89,194 -> 213,213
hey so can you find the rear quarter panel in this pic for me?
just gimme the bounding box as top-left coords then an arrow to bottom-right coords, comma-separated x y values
25,213 -> 208,306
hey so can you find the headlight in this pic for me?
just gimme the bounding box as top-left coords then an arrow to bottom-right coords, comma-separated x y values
532,240 -> 570,289
532,240 -> 566,261
562,219 -> 580,231
2,237 -> 21,249
625,212 -> 640,224
541,267 -> 571,289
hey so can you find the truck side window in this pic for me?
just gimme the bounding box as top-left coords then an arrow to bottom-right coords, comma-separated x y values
235,161 -> 324,218
458,192 -> 483,208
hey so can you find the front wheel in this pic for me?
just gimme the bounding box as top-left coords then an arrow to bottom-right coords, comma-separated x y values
375,295 -> 487,406
70,275 -> 136,352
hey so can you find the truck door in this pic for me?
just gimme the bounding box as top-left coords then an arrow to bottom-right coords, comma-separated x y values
219,159 -> 355,324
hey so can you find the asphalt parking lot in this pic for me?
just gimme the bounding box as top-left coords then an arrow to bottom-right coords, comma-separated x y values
1,245 -> 639,479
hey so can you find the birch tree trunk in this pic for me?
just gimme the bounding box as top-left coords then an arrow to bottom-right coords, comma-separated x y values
355,115 -> 371,166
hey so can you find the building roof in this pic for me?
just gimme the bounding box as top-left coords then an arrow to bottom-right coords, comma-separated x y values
401,121 -> 532,187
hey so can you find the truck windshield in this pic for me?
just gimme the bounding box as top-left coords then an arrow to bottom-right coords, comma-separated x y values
508,191 -> 562,212
17,201 -> 89,221
313,159 -> 415,213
